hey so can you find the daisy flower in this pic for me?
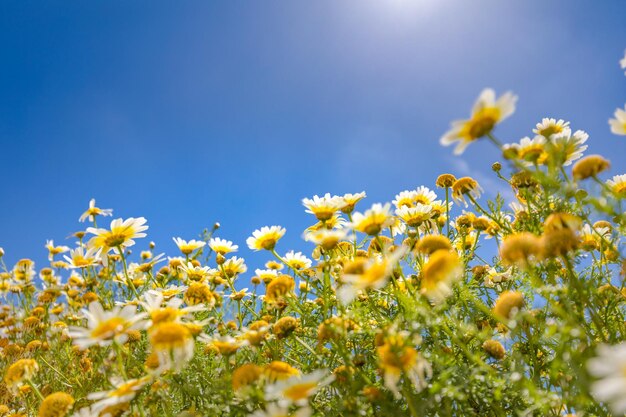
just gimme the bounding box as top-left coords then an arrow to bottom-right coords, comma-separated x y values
349,203 -> 395,236
609,105 -> 626,136
45,240 -> 70,261
247,226 -> 286,251
88,376 -> 151,414
4,358 -> 39,394
79,198 -> 113,223
440,88 -> 518,155
532,118 -> 570,139
172,237 -> 206,255
303,228 -> 350,251
86,217 -> 148,257
149,321 -> 195,372
420,250 -> 463,303
339,192 -> 366,214
200,333 -> 248,356
414,186 -> 438,205
377,332 -> 432,397
302,193 -> 343,221
395,204 -> 433,228
550,129 -> 589,166
338,248 -> 406,304
63,246 -> 98,269
451,177 -> 483,207
283,251 -> 312,270
222,256 -> 248,277
254,268 -> 279,284
178,262 -> 215,282
392,190 -> 418,209
208,237 -> 238,254
587,343 -> 626,414
513,136 -> 547,164
265,369 -> 334,406
483,266 -> 513,287
607,174 -> 626,195
67,301 -> 147,349
140,291 -> 205,326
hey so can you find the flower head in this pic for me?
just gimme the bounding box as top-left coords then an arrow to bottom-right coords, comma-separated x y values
172,237 -> 205,255
247,226 -> 286,251
588,343 -> 626,414
266,369 -> 334,406
86,217 -> 148,257
338,248 -> 406,304
79,198 -> 113,223
349,203 -> 394,236
67,301 -> 147,349
302,193 -> 343,221
441,88 -> 517,154
609,105 -> 626,136
208,237 -> 238,254
420,250 -> 462,303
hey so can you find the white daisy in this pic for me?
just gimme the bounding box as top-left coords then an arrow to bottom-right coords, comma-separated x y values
172,237 -> 206,255
208,237 -> 239,254
247,226 -> 286,251
79,198 -> 113,223
302,193 -> 343,221
609,105 -> 626,136
440,88 -> 518,155
283,251 -> 312,270
67,301 -> 147,350
587,343 -> 626,414
265,369 -> 334,406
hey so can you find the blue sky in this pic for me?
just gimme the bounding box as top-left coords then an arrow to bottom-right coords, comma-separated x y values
1,0 -> 625,269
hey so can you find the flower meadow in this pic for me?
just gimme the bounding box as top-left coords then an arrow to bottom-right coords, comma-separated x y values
2,57 -> 626,417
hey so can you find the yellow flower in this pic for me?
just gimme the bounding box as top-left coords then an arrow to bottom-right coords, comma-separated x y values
88,376 -> 151,414
264,361 -> 301,382
338,249 -> 406,304
4,358 -> 39,394
38,392 -> 75,417
266,369 -> 334,406
232,363 -> 263,392
440,88 -> 517,154
376,332 -> 431,396
493,291 -> 524,320
572,155 -> 610,180
499,232 -> 541,267
451,177 -> 483,206
149,322 -> 194,372
420,250 -> 462,303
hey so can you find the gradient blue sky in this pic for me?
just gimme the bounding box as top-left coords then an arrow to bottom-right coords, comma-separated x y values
1,0 -> 625,268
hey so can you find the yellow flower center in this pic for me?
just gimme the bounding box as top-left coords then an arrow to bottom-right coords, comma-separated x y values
284,381 -> 317,400
103,233 -> 129,248
91,317 -> 126,339
464,108 -> 500,140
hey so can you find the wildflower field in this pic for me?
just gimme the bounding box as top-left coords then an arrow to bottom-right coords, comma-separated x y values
2,53 -> 626,417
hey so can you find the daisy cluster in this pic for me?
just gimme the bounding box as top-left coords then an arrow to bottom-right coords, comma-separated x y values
1,53 -> 626,417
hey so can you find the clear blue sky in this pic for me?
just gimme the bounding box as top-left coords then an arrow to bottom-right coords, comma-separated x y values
1,0 -> 625,268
